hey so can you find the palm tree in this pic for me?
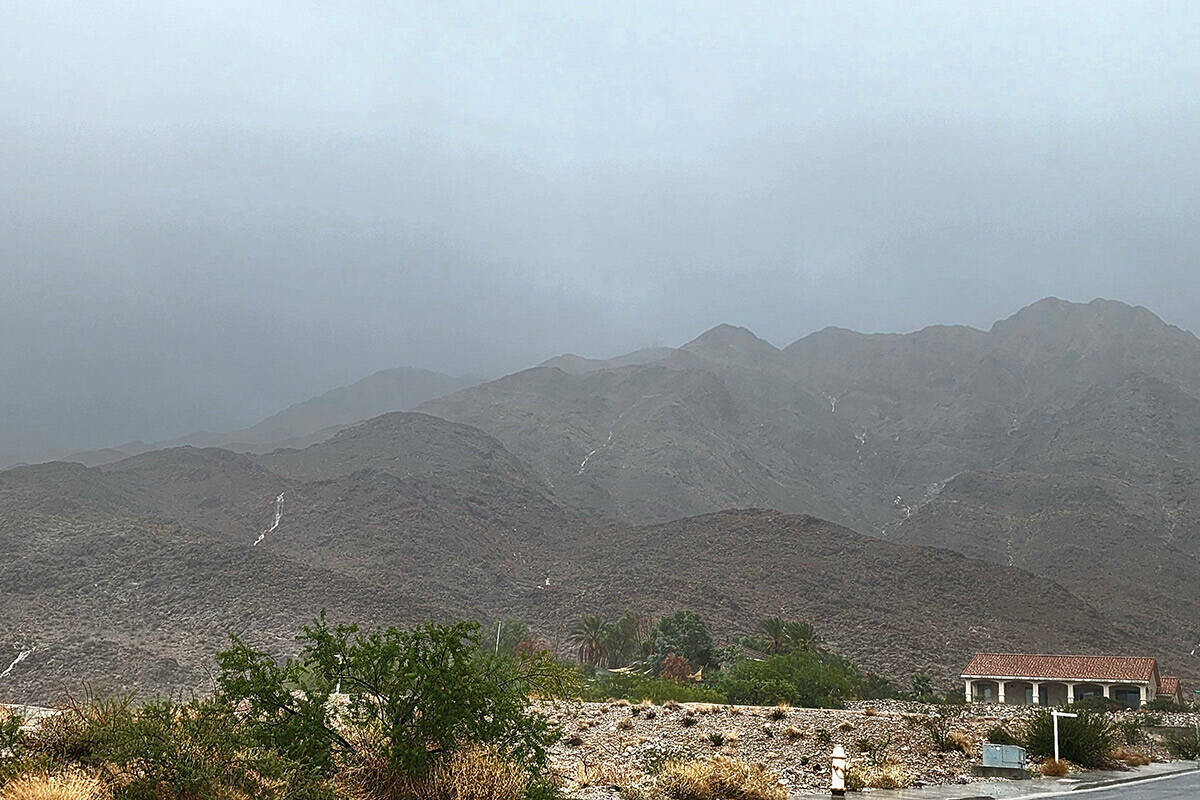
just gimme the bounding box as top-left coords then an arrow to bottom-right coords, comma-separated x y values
758,617 -> 787,655
783,621 -> 818,653
569,616 -> 610,666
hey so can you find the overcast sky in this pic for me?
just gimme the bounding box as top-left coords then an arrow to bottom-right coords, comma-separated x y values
3,1 -> 1200,459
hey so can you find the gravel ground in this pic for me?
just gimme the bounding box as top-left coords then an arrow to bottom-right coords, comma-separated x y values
542,700 -> 1200,799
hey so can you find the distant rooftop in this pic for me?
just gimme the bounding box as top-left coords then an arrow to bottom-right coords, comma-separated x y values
962,653 -> 1157,683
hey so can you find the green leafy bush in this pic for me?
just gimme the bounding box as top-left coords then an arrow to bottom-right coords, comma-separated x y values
1116,717 -> 1144,745
580,672 -> 726,704
26,692 -> 326,800
986,724 -> 1021,746
1145,698 -> 1186,712
710,648 -> 888,707
1021,709 -> 1117,768
653,610 -> 714,668
218,615 -> 566,779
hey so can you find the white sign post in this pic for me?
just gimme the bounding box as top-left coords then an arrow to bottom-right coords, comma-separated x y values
1051,710 -> 1077,763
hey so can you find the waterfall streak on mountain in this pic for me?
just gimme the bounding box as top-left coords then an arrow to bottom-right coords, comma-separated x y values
0,648 -> 35,680
252,492 -> 285,546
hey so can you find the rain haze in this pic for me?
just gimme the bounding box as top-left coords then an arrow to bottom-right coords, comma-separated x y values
3,0 -> 1199,463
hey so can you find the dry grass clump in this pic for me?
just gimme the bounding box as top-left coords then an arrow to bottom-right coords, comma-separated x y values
1112,748 -> 1151,766
680,714 -> 698,728
617,717 -> 635,731
1040,758 -> 1070,777
862,708 -> 879,717
767,704 -> 789,721
837,721 -> 855,732
845,764 -> 916,790
782,725 -> 804,741
662,700 -> 682,711
574,759 -> 641,790
404,746 -> 529,800
655,756 -> 786,800
948,731 -> 974,756
0,772 -> 110,800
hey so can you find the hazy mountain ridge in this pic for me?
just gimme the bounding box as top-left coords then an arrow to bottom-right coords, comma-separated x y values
421,298 -> 1200,666
47,367 -> 478,469
4,296 -> 1200,702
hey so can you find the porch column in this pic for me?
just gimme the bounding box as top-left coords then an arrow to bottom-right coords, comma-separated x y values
964,680 -> 973,703
1032,681 -> 1041,705
1067,682 -> 1076,704
998,682 -> 1006,704
1103,684 -> 1111,699
1140,685 -> 1148,706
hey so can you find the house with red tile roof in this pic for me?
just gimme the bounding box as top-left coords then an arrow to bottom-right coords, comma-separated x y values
960,653 -> 1182,707
1156,675 -> 1185,705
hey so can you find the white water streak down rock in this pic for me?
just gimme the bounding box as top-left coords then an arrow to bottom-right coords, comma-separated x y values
252,492 -> 285,547
0,648 -> 34,680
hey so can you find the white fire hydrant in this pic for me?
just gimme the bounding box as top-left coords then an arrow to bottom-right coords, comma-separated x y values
831,743 -> 848,797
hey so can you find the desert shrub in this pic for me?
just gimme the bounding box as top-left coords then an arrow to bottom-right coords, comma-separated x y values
658,655 -> 694,683
0,771 -> 111,800
1144,699 -> 1185,712
910,674 -> 933,700
652,611 -> 714,669
986,725 -> 1020,746
845,764 -> 915,790
1071,697 -> 1122,713
401,745 -> 544,800
29,694 -> 138,770
0,707 -> 29,781
852,734 -> 893,765
1040,758 -> 1069,777
948,731 -> 974,756
655,756 -> 785,800
580,673 -> 725,705
1164,727 -> 1200,760
26,693 -> 325,800
1116,717 -> 1144,745
217,615 -> 567,780
1021,709 -> 1117,768
922,715 -> 956,752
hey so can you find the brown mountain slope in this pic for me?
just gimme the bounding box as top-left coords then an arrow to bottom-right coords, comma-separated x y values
1,410 -> 1176,703
418,298 -> 1200,670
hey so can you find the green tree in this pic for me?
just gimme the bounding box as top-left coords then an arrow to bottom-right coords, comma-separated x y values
217,614 -> 565,778
569,616 -> 611,666
652,610 -> 713,668
758,617 -> 788,655
783,621 -> 818,652
910,673 -> 934,699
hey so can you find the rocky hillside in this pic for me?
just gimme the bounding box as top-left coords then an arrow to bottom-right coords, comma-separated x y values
0,412 -> 1165,704
421,298 -> 1200,671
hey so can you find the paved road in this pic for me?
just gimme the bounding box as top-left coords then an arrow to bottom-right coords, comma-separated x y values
1046,769 -> 1200,799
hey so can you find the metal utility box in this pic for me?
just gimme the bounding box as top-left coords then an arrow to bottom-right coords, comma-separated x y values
982,744 -> 1027,769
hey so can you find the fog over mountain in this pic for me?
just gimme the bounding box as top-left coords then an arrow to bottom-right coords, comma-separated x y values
4,1 -> 1200,464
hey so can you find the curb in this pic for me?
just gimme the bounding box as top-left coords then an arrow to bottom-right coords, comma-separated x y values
1065,765 -> 1200,791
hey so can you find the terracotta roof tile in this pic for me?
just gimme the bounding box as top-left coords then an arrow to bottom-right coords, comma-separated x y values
1158,676 -> 1180,696
962,653 -> 1157,682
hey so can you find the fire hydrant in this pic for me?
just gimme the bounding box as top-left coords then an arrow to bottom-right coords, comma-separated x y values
831,743 -> 848,797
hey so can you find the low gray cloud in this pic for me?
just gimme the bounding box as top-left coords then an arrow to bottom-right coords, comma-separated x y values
3,1 -> 1199,460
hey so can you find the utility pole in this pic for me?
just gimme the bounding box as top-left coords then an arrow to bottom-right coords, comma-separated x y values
1051,710 -> 1077,763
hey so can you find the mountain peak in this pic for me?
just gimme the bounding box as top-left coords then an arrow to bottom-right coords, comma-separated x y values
681,324 -> 779,364
993,297 -> 1171,337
